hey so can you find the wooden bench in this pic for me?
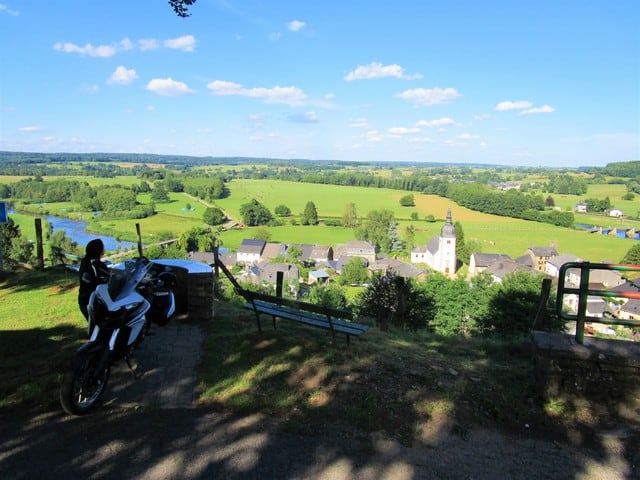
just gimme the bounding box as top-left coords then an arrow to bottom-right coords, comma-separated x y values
242,290 -> 368,344
213,255 -> 368,344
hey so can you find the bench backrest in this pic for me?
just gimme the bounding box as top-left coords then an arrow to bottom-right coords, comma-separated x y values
244,290 -> 353,320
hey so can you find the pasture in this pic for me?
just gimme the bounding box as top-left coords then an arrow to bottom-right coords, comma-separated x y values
2,175 -> 636,263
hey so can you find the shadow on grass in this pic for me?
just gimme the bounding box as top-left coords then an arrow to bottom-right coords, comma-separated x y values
1,296 -> 638,478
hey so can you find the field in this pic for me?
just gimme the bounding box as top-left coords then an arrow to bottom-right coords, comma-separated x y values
2,175 -> 636,263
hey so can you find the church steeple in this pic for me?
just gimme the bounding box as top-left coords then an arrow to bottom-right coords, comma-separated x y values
441,207 -> 456,238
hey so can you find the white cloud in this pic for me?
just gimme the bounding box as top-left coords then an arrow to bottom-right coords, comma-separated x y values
146,78 -> 195,96
107,66 -> 138,85
349,118 -> 369,128
80,84 -> 100,94
53,41 -> 117,57
19,126 -> 43,132
474,113 -> 492,120
345,62 -> 422,81
365,130 -> 382,142
0,4 -> 19,15
288,20 -> 306,31
416,117 -> 456,127
139,38 -> 160,51
54,36 -> 194,56
388,127 -> 420,135
409,137 -> 435,143
459,133 -> 480,139
164,35 -> 196,52
269,32 -> 282,41
495,100 -> 532,111
397,87 -> 461,106
520,105 -> 555,115
207,80 -> 307,106
287,111 -> 318,123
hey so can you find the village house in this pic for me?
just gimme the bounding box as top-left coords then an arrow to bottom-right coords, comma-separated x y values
369,257 -> 424,279
261,242 -> 287,261
468,253 -> 512,277
237,239 -> 266,265
292,244 -> 334,265
334,240 -> 377,264
609,208 -> 624,218
411,208 -> 457,276
247,261 -> 299,289
574,201 -> 587,213
308,269 -> 330,285
545,253 -> 581,279
525,245 -> 558,273
483,259 -> 537,284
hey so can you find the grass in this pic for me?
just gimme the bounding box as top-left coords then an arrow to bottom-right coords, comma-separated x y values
0,268 -> 86,410
1,268 -> 638,444
5,175 -> 637,262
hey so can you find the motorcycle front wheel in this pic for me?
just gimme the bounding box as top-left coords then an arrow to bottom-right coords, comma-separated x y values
59,351 -> 110,415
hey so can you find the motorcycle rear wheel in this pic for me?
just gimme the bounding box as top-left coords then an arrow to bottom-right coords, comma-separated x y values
59,351 -> 110,415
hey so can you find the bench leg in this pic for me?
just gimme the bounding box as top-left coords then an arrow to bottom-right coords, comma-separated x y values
271,315 -> 277,330
254,312 -> 262,333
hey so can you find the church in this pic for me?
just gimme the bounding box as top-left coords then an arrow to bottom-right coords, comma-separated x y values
410,208 -> 457,276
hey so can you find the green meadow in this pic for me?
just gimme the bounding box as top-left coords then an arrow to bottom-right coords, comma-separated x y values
2,176 -> 636,263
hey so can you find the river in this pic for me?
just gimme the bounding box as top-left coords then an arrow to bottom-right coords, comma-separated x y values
45,215 -> 136,252
8,208 -> 136,252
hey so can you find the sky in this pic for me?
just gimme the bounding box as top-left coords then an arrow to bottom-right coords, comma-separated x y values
0,1 -> 638,168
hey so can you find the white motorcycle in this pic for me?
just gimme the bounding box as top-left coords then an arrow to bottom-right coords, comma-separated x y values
60,257 -> 176,415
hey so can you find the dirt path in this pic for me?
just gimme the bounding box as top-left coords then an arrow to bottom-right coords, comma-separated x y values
1,405 -> 637,480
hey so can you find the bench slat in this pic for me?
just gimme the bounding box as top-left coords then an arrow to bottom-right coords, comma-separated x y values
244,295 -> 369,341
246,303 -> 368,335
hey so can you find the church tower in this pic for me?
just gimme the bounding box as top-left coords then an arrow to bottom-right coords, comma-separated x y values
437,208 -> 457,275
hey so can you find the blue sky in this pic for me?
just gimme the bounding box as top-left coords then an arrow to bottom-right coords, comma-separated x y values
1,1 -> 638,167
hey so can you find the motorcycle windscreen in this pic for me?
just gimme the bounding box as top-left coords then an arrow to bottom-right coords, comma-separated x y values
107,259 -> 147,301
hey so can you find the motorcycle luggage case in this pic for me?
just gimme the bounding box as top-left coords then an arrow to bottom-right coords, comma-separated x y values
148,290 -> 174,326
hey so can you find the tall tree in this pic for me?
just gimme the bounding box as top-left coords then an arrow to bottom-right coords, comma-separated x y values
342,202 -> 358,228
301,201 -> 318,225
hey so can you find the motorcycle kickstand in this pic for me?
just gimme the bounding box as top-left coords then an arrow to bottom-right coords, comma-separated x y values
125,355 -> 143,379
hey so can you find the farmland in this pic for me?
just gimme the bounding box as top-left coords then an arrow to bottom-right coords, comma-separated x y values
2,174 -> 635,263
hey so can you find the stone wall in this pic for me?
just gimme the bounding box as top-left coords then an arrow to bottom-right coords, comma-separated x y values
530,331 -> 640,408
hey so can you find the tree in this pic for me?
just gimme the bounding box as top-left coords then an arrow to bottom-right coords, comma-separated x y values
203,207 -> 226,225
388,221 -> 404,253
307,283 -> 347,309
254,227 -> 272,242
169,0 -> 197,17
621,244 -> 640,264
483,271 -> 548,336
404,225 -> 416,252
177,227 -> 218,253
274,204 -> 291,217
400,194 -> 415,207
150,184 -> 170,203
0,217 -> 21,268
356,272 -> 433,331
545,195 -> 555,207
340,257 -> 369,285
49,229 -> 80,265
239,199 -> 272,226
342,202 -> 358,228
356,209 -> 395,252
301,201 -> 318,225
287,244 -> 302,262
454,221 -> 469,264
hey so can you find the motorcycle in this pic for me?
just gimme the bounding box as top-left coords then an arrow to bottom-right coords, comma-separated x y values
60,256 -> 176,415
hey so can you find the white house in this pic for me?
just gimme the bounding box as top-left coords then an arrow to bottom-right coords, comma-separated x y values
237,239 -> 266,265
609,208 -> 624,218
